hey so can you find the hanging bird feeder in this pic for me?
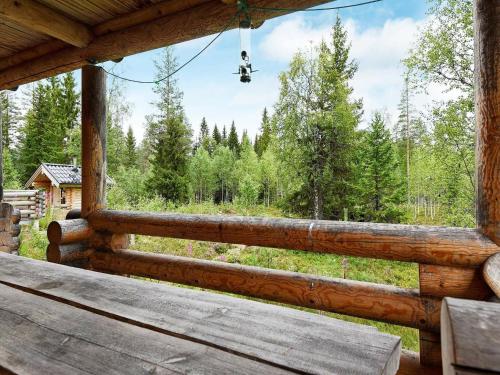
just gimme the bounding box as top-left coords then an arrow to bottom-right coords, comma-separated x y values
235,0 -> 257,83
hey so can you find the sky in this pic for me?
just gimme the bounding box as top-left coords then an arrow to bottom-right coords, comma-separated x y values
84,0 -> 430,141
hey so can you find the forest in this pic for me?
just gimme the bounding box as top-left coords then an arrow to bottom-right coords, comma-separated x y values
0,0 -> 473,228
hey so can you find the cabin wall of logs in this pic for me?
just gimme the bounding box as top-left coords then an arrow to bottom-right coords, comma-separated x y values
0,203 -> 20,255
2,190 -> 46,222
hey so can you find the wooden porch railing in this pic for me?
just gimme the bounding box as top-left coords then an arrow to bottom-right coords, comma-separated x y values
46,210 -> 498,375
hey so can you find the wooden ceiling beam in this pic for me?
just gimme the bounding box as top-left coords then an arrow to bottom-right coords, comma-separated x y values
0,0 -> 332,90
0,0 -> 93,48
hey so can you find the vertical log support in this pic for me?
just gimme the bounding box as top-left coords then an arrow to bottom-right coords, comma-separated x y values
475,0 -> 500,245
81,65 -> 106,218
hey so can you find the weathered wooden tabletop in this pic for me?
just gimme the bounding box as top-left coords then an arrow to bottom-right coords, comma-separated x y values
0,253 -> 401,375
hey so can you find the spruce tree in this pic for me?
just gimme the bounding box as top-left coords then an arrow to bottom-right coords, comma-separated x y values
255,107 -> 271,157
222,125 -> 227,146
125,126 -> 137,168
212,124 -> 222,145
227,121 -> 240,156
146,47 -> 192,203
0,91 -> 20,150
198,117 -> 211,152
275,16 -> 361,219
359,113 -> 404,222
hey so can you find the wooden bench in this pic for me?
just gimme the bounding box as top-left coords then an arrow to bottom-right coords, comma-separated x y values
441,297 -> 500,375
0,253 -> 401,375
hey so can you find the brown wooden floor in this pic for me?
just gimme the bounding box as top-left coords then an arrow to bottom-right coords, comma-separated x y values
0,253 -> 401,375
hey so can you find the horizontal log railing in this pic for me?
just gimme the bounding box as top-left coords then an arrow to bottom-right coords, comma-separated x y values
46,209 -> 500,375
86,209 -> 499,267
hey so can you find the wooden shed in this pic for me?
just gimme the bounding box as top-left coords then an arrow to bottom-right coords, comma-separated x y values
24,163 -> 113,210
0,1 -> 499,374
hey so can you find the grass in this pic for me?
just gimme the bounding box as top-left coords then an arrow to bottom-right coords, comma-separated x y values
19,202 -> 420,351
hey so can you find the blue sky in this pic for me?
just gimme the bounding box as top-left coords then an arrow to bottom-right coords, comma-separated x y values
97,0 -> 429,141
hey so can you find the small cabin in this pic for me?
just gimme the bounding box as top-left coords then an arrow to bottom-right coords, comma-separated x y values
25,163 -> 113,211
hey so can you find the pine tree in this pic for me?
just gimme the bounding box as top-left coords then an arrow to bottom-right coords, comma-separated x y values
146,47 -> 192,203
212,124 -> 222,145
359,113 -> 404,222
2,148 -> 20,189
227,121 -> 240,156
125,126 -> 137,168
60,73 -> 80,161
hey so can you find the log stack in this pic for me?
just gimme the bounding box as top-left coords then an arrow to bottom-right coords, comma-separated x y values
0,203 -> 20,255
3,190 -> 45,222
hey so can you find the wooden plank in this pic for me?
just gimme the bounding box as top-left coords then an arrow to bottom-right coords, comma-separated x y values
419,264 -> 491,299
0,253 -> 402,375
397,350 -> 441,375
0,0 -> 334,90
441,298 -> 500,375
87,210 -> 499,267
90,249 -> 441,331
81,65 -> 106,218
0,283 -> 290,375
0,0 -> 93,47
483,253 -> 500,298
475,0 -> 500,246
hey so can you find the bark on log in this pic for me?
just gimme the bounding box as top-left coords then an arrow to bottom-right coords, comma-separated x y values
475,0 -> 500,246
89,232 -> 129,252
81,66 -> 106,218
90,249 -> 441,331
46,242 -> 93,264
88,210 -> 498,267
47,219 -> 92,245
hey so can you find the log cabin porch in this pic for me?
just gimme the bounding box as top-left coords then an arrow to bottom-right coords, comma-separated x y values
0,0 -> 500,374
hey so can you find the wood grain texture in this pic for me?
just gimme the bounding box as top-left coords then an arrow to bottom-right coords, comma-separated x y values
0,283 -> 290,375
475,0 -> 500,246
441,297 -> 500,375
419,331 -> 442,368
87,209 -> 499,267
90,249 -> 441,331
483,253 -> 500,297
47,218 -> 92,245
0,252 -> 402,375
0,0 -> 334,89
81,66 -> 106,218
419,264 -> 492,299
0,0 -> 93,47
397,350 -> 441,375
46,242 -> 93,263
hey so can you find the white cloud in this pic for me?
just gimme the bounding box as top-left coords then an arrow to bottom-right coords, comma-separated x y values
258,16 -> 445,128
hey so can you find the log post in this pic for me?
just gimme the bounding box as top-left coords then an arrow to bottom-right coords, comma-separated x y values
475,0 -> 500,245
81,65 -> 106,218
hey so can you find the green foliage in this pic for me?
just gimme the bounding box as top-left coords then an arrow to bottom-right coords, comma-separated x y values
254,107 -> 272,157
227,121 -> 240,156
212,124 -> 222,145
3,148 -> 20,189
189,147 -> 215,202
0,91 -> 20,150
275,16 -> 361,219
212,145 -> 235,203
356,113 -> 405,223
17,73 -> 79,182
125,126 -> 137,168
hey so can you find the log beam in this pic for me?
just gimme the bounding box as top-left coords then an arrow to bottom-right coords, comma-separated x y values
475,0 -> 500,246
483,253 -> 500,297
90,249 -> 442,331
87,209 -> 498,267
0,0 -> 333,90
47,219 -> 92,245
0,0 -> 93,48
81,66 -> 106,218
